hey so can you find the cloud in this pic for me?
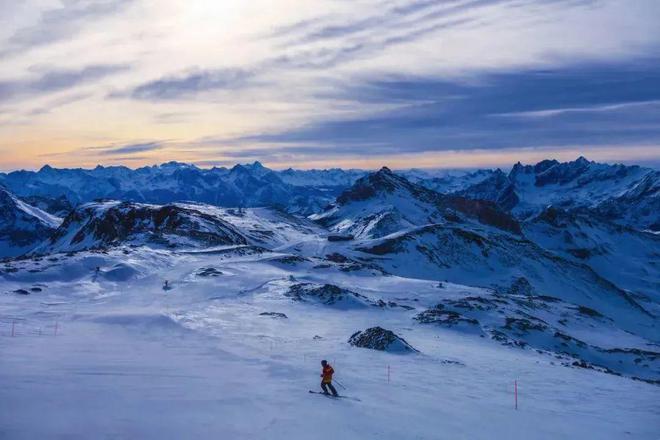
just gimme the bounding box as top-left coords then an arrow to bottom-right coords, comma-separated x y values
0,64 -> 129,103
214,58 -> 660,154
271,0 -> 498,45
27,92 -> 92,115
128,68 -> 253,100
1,0 -> 135,58
124,13 -> 472,102
125,1 -> 488,102
84,141 -> 164,156
490,100 -> 660,118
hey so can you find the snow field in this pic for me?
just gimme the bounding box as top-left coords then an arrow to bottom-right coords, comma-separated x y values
1,248 -> 658,439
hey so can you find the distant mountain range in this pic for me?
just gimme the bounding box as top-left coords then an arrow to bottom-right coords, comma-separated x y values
453,157 -> 659,231
0,161 -> 353,217
1,157 -> 657,230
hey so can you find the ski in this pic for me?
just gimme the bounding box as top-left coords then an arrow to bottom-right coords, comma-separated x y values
308,390 -> 361,401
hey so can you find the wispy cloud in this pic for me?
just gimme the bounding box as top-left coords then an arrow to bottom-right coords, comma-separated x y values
1,0 -> 135,58
83,141 -> 165,156
490,100 -> 660,118
27,92 -> 92,116
271,0 -> 498,45
127,68 -> 253,100
211,58 -> 660,154
0,64 -> 129,102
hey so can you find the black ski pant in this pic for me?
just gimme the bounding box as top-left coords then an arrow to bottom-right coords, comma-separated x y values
321,382 -> 338,396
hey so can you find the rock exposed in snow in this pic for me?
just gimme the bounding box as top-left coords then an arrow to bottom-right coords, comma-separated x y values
196,267 -> 223,277
259,312 -> 288,319
284,283 -> 371,308
415,292 -> 660,382
348,327 -> 418,353
501,277 -> 536,296
34,201 -> 248,253
414,306 -> 481,328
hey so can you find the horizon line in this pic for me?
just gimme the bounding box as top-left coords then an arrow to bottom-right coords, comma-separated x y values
1,155 -> 659,174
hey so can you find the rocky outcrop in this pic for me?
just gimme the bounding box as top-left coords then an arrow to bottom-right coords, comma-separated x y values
35,201 -> 248,253
259,312 -> 288,319
414,306 -> 480,327
285,283 -> 371,308
348,327 -> 418,353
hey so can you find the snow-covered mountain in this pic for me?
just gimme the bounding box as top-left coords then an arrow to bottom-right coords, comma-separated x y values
19,194 -> 73,217
414,169 -> 498,194
453,157 -> 659,231
304,168 -> 657,343
311,167 -> 519,239
0,188 -> 62,257
0,161 -> 338,215
3,157 -> 655,231
32,200 -> 329,256
2,161 -> 659,378
278,167 -> 365,188
35,201 -> 248,254
523,207 -> 660,308
1,160 -> 659,438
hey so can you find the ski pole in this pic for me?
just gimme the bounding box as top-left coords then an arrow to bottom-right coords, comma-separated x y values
334,379 -> 346,390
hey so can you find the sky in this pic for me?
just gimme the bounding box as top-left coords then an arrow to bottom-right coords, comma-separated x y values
1,0 -> 659,171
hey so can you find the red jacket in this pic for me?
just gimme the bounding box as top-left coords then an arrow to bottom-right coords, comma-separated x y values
321,364 -> 334,383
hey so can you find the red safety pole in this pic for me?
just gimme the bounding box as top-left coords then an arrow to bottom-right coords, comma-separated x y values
387,365 -> 391,383
515,380 -> 518,410
11,320 -> 15,337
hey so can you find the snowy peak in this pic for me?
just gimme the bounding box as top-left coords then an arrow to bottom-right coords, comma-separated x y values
314,168 -> 520,238
279,167 -> 365,188
534,156 -> 594,187
336,166 -> 424,204
456,157 -> 659,231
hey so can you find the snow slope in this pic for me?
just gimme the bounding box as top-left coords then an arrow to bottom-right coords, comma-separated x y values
1,246 -> 658,439
0,188 -> 62,257
523,207 -> 660,310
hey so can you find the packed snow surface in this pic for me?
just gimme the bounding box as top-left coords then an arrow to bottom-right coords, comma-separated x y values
1,245 -> 658,439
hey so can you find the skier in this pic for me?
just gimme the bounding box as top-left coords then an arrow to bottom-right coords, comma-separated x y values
320,360 -> 338,396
